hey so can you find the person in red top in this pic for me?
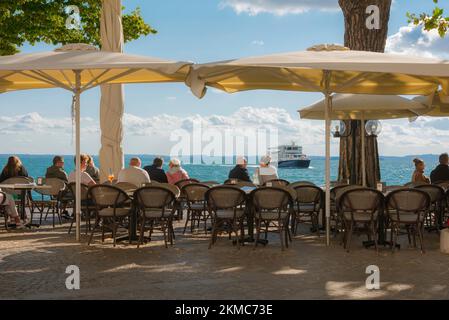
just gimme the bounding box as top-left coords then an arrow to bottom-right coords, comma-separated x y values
166,158 -> 189,184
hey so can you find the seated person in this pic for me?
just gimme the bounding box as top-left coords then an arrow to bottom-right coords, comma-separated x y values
45,155 -> 68,182
85,155 -> 100,183
68,154 -> 96,186
117,157 -> 150,187
0,190 -> 23,228
430,153 -> 449,183
255,155 -> 278,185
411,158 -> 430,184
144,157 -> 168,183
166,158 -> 189,185
0,156 -> 29,183
228,156 -> 251,182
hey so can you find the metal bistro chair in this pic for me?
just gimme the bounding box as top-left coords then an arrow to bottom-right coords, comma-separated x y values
0,191 -> 7,230
330,184 -> 359,236
182,183 -> 210,235
88,185 -> 132,247
291,185 -> 323,237
415,184 -> 445,232
338,188 -> 384,253
206,186 -> 247,249
114,182 -> 138,192
263,179 -> 290,187
224,179 -> 256,188
67,182 -> 95,235
174,178 -> 200,220
30,178 -> 66,227
251,187 -> 293,251
289,181 -> 316,189
386,188 -> 430,253
134,186 -> 176,248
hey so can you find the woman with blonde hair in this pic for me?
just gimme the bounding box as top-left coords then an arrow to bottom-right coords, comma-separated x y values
0,156 -> 29,183
166,158 -> 189,184
411,158 -> 430,184
85,155 -> 100,183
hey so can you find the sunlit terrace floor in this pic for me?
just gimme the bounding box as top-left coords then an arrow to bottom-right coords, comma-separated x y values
1,214 -> 449,300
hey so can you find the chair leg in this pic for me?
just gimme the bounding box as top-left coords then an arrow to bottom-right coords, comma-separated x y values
137,216 -> 146,249
254,219 -> 261,249
161,220 -> 168,249
345,221 -> 354,252
88,217 -> 100,245
183,210 -> 190,234
112,221 -> 117,247
208,219 -> 217,249
417,223 -> 425,254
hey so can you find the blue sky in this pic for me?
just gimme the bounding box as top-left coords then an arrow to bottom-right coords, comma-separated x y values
1,0 -> 448,156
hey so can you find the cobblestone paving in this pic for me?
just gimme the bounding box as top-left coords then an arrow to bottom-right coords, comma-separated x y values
1,216 -> 449,300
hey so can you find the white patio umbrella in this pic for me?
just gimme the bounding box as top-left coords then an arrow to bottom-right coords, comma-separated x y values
186,44 -> 449,245
299,94 -> 431,186
99,0 -> 125,182
414,91 -> 449,117
0,44 -> 191,241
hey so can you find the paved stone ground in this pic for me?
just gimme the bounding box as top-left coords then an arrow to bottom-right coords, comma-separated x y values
1,214 -> 449,300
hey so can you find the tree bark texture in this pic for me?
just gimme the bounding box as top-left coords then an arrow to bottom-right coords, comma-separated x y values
338,0 -> 392,187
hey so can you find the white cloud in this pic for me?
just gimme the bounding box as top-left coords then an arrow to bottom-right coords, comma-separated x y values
251,40 -> 265,46
220,0 -> 339,16
1,108 -> 449,156
386,24 -> 449,59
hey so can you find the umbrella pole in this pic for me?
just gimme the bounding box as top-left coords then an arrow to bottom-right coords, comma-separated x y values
361,113 -> 366,187
74,70 -> 81,242
323,70 -> 332,246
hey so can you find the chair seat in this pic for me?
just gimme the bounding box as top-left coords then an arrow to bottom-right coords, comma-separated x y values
389,214 -> 424,223
99,207 -> 131,217
189,203 -> 206,211
294,203 -> 318,212
143,209 -> 172,218
215,209 -> 244,219
256,211 -> 289,220
344,212 -> 378,222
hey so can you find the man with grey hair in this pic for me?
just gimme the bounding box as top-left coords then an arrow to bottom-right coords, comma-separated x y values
117,157 -> 150,187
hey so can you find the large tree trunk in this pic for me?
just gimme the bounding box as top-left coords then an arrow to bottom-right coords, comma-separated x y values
338,0 -> 392,187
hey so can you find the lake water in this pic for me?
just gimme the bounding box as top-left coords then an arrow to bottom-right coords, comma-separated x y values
0,154 -> 441,186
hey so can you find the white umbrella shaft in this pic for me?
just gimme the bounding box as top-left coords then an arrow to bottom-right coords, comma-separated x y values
75,71 -> 81,242
325,93 -> 331,246
361,113 -> 366,187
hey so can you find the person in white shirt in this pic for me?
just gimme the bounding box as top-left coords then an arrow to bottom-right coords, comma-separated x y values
255,155 -> 278,185
117,157 -> 150,187
68,154 -> 96,186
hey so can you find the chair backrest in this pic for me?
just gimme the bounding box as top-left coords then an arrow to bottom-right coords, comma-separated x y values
289,181 -> 316,188
386,188 -> 430,222
175,178 -> 200,190
338,188 -> 384,218
251,187 -> 291,211
404,181 -> 428,188
224,179 -> 256,188
293,185 -> 323,205
67,182 -> 90,201
182,183 -> 210,202
415,184 -> 445,203
148,183 -> 180,198
36,178 -> 66,197
201,180 -> 220,187
134,186 -> 176,209
435,181 -> 449,190
263,179 -> 290,187
1,177 -> 33,196
88,185 -> 129,208
0,191 -> 6,205
114,181 -> 137,192
205,186 -> 246,210
385,185 -> 404,193
330,184 -> 360,203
